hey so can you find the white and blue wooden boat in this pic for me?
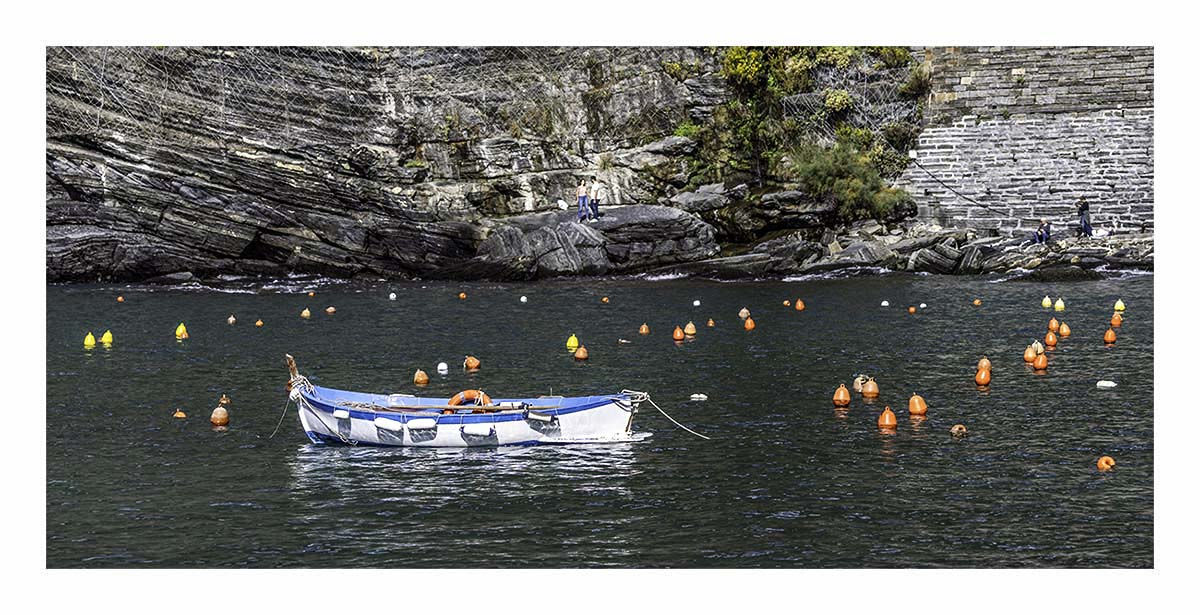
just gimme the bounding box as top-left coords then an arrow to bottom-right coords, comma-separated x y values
285,355 -> 647,447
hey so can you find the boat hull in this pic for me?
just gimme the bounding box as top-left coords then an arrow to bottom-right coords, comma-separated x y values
292,385 -> 640,448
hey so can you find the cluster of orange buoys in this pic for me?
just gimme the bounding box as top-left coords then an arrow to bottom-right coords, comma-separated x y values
831,377 -> 951,435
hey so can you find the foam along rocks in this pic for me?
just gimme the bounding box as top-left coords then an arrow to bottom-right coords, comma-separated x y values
1096,380 -> 1117,388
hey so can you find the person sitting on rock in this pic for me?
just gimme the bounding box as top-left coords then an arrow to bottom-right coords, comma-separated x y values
1034,219 -> 1051,244
587,176 -> 603,222
1076,197 -> 1093,238
576,179 -> 589,223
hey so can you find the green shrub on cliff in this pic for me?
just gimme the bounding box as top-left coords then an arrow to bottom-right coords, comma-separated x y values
790,140 -> 912,220
673,121 -> 702,138
823,89 -> 854,113
720,47 -> 766,91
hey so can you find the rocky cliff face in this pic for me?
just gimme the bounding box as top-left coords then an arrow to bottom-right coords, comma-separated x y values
47,46 -> 727,281
47,46 -> 1153,282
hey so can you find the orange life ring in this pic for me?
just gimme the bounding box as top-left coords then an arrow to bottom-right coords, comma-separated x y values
447,390 -> 493,408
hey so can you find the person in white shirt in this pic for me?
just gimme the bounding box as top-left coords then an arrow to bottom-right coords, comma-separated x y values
587,177 -> 602,222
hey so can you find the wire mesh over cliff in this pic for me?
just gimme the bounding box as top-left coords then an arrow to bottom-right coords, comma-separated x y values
46,46 -> 716,153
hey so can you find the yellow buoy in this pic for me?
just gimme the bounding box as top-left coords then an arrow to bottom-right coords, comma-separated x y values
1054,298 -> 1065,312
83,332 -> 96,348
566,334 -> 579,351
1114,299 -> 1125,312
116,295 -> 125,303
1041,295 -> 1052,308
300,307 -> 311,319
227,315 -> 236,325
100,330 -> 113,345
255,319 -> 264,327
684,321 -> 697,336
173,408 -> 187,419
175,323 -> 188,339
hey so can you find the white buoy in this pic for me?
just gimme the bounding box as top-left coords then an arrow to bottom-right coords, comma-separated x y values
1096,380 -> 1117,389
389,292 -> 397,301
693,300 -> 701,307
919,303 -> 927,309
880,300 -> 890,307
690,393 -> 709,401
520,296 -> 528,303
436,362 -> 449,374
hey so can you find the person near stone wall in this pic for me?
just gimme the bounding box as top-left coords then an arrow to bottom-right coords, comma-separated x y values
1077,197 -> 1093,238
576,179 -> 590,223
587,176 -> 603,222
1034,219 -> 1051,244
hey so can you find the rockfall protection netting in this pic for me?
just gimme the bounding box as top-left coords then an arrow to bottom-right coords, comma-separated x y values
46,46 -> 696,150
780,63 -> 920,143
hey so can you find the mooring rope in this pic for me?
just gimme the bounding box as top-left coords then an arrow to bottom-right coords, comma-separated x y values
644,394 -> 711,440
267,396 -> 292,439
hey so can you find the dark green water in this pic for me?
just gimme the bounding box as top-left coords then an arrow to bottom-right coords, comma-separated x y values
46,272 -> 1153,567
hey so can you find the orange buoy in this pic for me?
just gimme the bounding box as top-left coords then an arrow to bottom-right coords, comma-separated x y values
1048,317 -> 1060,333
861,377 -> 879,398
1104,328 -> 1117,344
783,300 -> 790,307
255,319 -> 264,327
1032,353 -> 1048,370
972,298 -> 982,306
1111,313 -> 1123,327
210,406 -> 229,427
1023,346 -> 1037,363
908,306 -> 916,314
117,295 -> 125,303
975,369 -> 991,386
950,424 -> 968,437
602,296 -> 610,303
458,292 -> 467,300
308,291 -> 315,297
744,317 -> 756,331
1059,322 -> 1071,337
639,323 -> 650,335
574,346 -> 589,360
463,356 -> 481,370
908,393 -> 928,416
795,300 -> 805,311
877,406 -> 897,429
706,319 -> 715,327
977,356 -> 992,372
414,369 -> 429,385
1045,331 -> 1057,347
172,408 -> 186,419
684,321 -> 697,336
1097,456 -> 1116,472
672,326 -> 685,341
833,384 -> 851,407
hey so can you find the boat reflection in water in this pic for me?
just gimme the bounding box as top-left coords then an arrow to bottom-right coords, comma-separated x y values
285,443 -> 647,565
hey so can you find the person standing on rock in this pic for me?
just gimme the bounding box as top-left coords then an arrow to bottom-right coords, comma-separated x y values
587,176 -> 603,222
576,179 -> 590,223
1076,197 -> 1093,238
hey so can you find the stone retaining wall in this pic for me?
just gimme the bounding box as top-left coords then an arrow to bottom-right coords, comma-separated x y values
900,46 -> 1154,236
